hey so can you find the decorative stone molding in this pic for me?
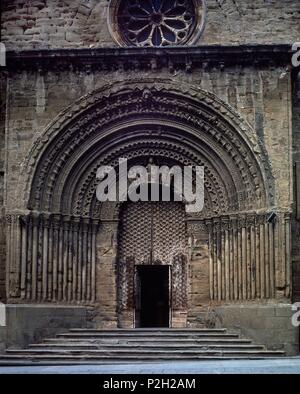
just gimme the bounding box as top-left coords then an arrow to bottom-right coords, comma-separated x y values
5,45 -> 295,73
20,80 -> 274,219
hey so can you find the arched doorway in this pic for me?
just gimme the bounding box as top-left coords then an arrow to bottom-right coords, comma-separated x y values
7,80 -> 291,330
117,201 -> 187,328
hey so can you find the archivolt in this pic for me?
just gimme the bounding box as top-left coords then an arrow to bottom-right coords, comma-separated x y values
22,79 -> 275,217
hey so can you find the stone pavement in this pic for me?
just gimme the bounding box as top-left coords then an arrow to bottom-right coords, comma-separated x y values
0,358 -> 300,374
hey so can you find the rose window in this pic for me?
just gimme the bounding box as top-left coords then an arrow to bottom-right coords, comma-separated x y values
108,0 -> 207,47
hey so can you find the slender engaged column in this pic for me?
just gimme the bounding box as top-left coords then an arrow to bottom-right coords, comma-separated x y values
232,217 -> 238,300
255,217 -> 261,298
47,219 -> 53,300
91,219 -> 99,303
86,219 -> 92,302
31,213 -> 40,301
269,220 -> 275,298
20,215 -> 28,300
42,215 -> 50,301
52,214 -> 61,301
62,217 -> 71,302
77,219 -> 83,302
82,218 -> 89,301
241,216 -> 247,300
207,220 -> 214,300
67,218 -> 74,302
72,217 -> 80,302
285,213 -> 291,298
264,221 -> 270,299
250,216 -> 256,299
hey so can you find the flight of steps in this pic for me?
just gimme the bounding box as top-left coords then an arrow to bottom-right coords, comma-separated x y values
0,328 -> 285,365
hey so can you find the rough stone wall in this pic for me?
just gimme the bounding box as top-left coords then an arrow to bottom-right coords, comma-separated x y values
215,304 -> 299,356
293,73 -> 300,163
1,0 -> 299,50
5,305 -> 87,348
94,224 -> 118,328
188,234 -> 210,325
0,73 -> 6,302
292,72 -> 300,302
0,327 -> 6,354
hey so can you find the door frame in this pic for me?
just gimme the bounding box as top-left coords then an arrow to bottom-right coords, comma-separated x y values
134,264 -> 172,328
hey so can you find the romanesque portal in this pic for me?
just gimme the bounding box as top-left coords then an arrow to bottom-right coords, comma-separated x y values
4,81 -> 292,330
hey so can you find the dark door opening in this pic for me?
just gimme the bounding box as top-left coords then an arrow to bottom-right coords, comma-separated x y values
135,266 -> 170,328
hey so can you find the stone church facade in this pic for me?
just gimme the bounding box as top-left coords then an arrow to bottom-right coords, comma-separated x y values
0,0 -> 300,355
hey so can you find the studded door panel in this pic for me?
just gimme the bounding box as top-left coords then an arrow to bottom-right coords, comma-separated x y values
118,201 -> 187,312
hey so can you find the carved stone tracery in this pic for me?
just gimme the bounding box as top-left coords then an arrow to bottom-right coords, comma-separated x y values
108,0 -> 207,47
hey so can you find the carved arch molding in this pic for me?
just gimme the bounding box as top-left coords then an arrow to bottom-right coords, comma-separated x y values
24,79 -> 274,214
6,80 -> 291,316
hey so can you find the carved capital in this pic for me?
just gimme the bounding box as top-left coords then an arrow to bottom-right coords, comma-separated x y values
5,214 -> 13,226
51,214 -> 62,230
19,214 -> 29,226
72,216 -> 81,231
91,218 -> 100,232
238,214 -> 247,228
30,212 -> 41,227
81,217 -> 91,233
213,218 -> 221,233
41,213 -> 51,228
246,214 -> 256,227
257,214 -> 266,226
219,216 -> 228,230
100,220 -> 119,233
186,220 -> 207,235
229,216 -> 238,230
63,215 -> 72,231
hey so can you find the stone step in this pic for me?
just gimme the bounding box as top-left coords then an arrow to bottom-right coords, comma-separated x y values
27,343 -> 265,351
5,348 -> 284,357
42,337 -> 253,345
0,328 -> 286,365
0,350 -> 285,362
69,328 -> 227,333
0,356 -> 284,366
56,332 -> 240,339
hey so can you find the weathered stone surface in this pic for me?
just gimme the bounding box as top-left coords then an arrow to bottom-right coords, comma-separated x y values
0,72 -> 7,303
5,305 -> 87,348
214,305 -> 299,356
292,72 -> 300,302
1,0 -> 300,50
0,327 -> 6,354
